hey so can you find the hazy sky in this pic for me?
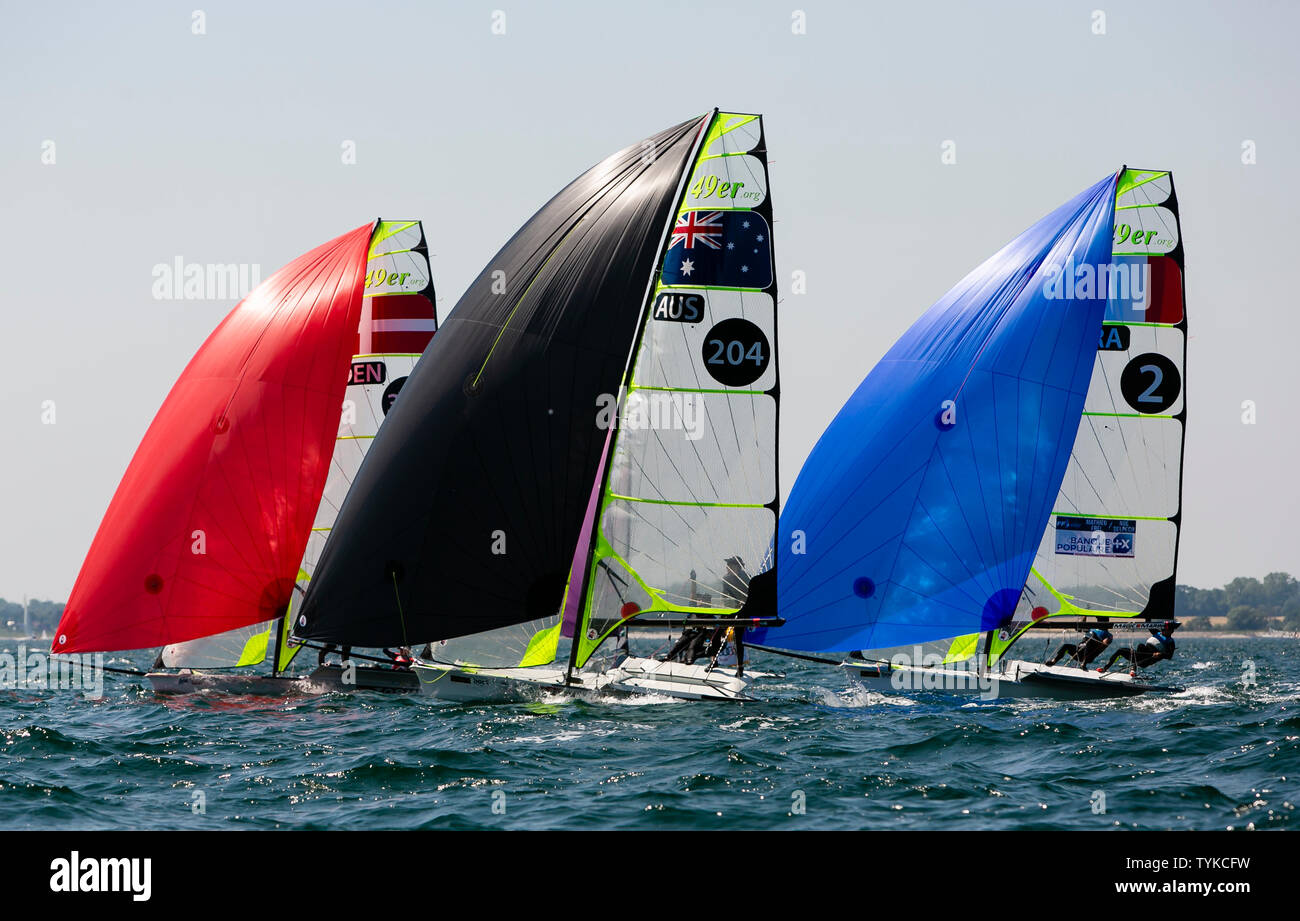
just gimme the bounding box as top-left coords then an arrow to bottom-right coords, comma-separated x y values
1,1 -> 1295,601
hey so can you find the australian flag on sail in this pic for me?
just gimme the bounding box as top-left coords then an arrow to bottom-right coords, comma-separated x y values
661,211 -> 772,289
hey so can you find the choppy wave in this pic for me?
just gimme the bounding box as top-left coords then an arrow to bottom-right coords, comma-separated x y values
2,638 -> 1297,829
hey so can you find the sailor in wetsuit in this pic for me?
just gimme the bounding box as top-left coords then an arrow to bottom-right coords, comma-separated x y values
1045,623 -> 1113,668
1097,621 -> 1178,673
664,617 -> 717,664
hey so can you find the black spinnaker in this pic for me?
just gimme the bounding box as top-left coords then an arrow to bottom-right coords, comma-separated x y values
295,116 -> 708,647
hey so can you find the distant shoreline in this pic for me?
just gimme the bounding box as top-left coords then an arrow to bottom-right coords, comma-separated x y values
1175,631 -> 1298,639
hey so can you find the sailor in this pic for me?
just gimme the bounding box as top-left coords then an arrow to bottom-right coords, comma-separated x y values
1097,621 -> 1179,673
384,646 -> 413,670
320,644 -> 353,666
1045,621 -> 1112,668
665,619 -> 713,664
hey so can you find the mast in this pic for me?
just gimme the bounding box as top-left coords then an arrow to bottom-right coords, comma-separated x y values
270,614 -> 285,678
562,111 -> 716,683
991,167 -> 1187,665
563,111 -> 782,674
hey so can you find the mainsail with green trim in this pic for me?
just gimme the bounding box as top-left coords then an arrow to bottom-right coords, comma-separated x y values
564,112 -> 779,668
989,169 -> 1186,662
294,111 -> 778,670
161,220 -> 437,672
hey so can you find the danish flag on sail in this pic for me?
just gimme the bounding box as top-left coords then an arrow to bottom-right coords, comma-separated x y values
54,223 -> 377,653
358,222 -> 438,354
368,295 -> 437,353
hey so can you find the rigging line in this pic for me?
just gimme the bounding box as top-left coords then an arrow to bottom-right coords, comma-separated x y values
664,314 -> 729,498
618,412 -> 707,532
745,643 -> 843,666
54,653 -> 151,678
656,295 -> 731,500
632,387 -> 717,508
290,640 -> 404,668
392,571 -> 409,647
1069,416 -> 1109,513
1091,369 -> 1134,510
89,663 -> 151,678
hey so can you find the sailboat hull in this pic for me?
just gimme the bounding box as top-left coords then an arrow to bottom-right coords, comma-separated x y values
412,662 -> 571,702
145,671 -> 307,696
411,656 -> 757,703
306,664 -> 419,693
841,659 -> 1179,701
602,657 -> 755,700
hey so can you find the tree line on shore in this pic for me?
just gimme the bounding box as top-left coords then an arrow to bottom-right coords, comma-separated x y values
3,572 -> 1299,638
1176,572 -> 1300,632
0,597 -> 65,636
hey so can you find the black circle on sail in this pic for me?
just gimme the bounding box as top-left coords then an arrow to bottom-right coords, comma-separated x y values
1120,353 -> 1181,414
700,318 -> 770,387
382,376 -> 408,415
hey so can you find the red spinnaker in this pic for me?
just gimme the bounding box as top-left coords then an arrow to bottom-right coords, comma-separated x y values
54,223 -> 375,653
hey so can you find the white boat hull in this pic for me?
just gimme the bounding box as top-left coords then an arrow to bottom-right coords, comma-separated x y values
842,658 -> 1179,700
412,656 -> 758,703
603,657 -> 755,700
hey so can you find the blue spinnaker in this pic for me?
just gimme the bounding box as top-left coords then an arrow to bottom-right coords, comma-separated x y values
756,174 -> 1119,653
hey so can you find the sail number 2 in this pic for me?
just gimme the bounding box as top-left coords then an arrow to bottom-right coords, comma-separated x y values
1119,352 -> 1181,413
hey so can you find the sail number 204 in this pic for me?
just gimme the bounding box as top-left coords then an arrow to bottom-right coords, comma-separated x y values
701,318 -> 770,387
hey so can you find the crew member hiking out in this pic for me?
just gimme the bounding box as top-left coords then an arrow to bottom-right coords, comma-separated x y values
1097,621 -> 1179,674
1045,621 -> 1113,668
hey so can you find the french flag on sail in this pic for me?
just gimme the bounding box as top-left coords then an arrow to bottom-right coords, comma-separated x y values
661,211 -> 772,289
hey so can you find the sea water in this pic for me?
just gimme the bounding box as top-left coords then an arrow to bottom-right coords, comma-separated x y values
1,638 -> 1295,830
